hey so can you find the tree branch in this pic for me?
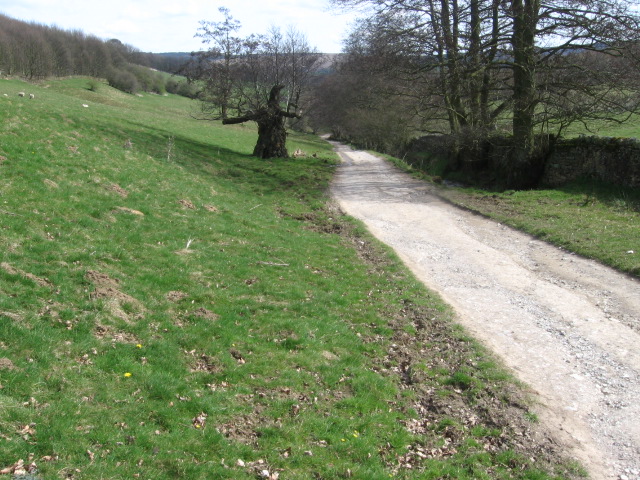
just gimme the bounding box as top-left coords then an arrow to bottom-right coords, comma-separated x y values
222,115 -> 255,124
280,110 -> 302,119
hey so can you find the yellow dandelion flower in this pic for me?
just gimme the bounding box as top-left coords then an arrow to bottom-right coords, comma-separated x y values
124,372 -> 132,378
136,344 -> 143,349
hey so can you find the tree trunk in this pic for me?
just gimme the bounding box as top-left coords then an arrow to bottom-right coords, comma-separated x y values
510,0 -> 541,188
253,111 -> 289,158
222,85 -> 300,158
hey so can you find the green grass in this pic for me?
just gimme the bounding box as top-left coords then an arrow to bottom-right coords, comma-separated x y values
437,181 -> 640,277
562,112 -> 640,138
1,77 -> 580,479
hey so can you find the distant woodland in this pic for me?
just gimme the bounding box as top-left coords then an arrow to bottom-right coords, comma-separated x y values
0,14 -> 193,95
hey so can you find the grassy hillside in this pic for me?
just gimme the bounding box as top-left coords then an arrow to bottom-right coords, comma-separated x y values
1,77 -> 580,479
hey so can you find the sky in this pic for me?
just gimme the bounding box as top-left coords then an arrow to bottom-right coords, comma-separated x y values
0,0 -> 362,53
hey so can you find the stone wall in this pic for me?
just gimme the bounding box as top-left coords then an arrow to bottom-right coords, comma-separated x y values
406,135 -> 640,188
542,137 -> 640,188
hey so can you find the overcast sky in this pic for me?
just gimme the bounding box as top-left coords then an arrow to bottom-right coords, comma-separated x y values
0,0 -> 362,53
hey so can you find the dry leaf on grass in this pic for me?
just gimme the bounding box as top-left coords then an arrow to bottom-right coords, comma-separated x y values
113,206 -> 144,216
192,412 -> 207,429
0,458 -> 38,475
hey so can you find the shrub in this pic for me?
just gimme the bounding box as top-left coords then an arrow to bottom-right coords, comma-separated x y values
177,81 -> 199,99
87,78 -> 100,92
106,67 -> 139,94
165,77 -> 180,94
150,71 -> 166,95
166,77 -> 200,99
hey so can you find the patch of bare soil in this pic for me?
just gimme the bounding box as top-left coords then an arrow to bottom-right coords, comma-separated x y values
0,358 -> 17,371
178,199 -> 196,209
217,414 -> 264,446
1,262 -> 52,288
191,307 -> 219,322
329,141 -> 640,480
93,324 -> 140,344
185,350 -> 223,374
166,290 -> 188,302
85,270 -> 145,322
107,183 -> 129,198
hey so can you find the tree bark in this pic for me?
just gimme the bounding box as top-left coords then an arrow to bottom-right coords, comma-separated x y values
510,0 -> 541,188
222,85 -> 300,158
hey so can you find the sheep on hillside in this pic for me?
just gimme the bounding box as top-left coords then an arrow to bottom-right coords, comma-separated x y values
29,94 -> 34,99
18,92 -> 25,97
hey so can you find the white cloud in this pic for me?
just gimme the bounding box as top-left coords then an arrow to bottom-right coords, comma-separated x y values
103,18 -> 142,37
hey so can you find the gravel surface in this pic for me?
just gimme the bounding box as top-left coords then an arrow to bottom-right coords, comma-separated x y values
329,142 -> 640,480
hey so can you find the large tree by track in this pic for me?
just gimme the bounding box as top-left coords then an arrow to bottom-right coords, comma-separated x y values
222,85 -> 301,158
187,8 -> 321,158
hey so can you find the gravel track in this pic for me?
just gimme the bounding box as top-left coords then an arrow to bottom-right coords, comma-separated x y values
329,142 -> 640,480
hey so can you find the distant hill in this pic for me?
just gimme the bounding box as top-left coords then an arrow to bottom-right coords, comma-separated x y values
146,52 -> 193,74
153,52 -> 193,58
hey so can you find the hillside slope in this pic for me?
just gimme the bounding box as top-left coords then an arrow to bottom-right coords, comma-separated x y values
1,78 -> 579,479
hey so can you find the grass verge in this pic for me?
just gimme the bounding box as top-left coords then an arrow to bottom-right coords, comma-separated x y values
380,150 -> 639,278
436,181 -> 640,278
1,77 -> 581,479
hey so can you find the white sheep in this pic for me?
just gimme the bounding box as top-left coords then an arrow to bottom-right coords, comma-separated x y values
18,92 -> 25,97
29,93 -> 34,99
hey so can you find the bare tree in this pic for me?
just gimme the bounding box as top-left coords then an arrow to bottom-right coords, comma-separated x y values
507,0 -> 640,186
333,0 -> 640,187
189,9 -> 322,158
192,7 -> 244,120
22,29 -> 54,79
223,85 -> 301,158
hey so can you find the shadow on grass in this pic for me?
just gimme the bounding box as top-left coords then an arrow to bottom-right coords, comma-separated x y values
84,115 -> 333,200
556,178 -> 640,213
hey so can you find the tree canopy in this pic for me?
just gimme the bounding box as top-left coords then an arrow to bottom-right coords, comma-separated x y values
186,8 -> 322,158
327,0 -> 640,186
0,14 -> 194,96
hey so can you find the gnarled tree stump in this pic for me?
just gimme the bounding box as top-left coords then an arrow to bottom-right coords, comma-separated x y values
222,85 -> 301,158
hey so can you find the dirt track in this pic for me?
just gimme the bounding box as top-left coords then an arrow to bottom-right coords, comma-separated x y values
329,141 -> 640,480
